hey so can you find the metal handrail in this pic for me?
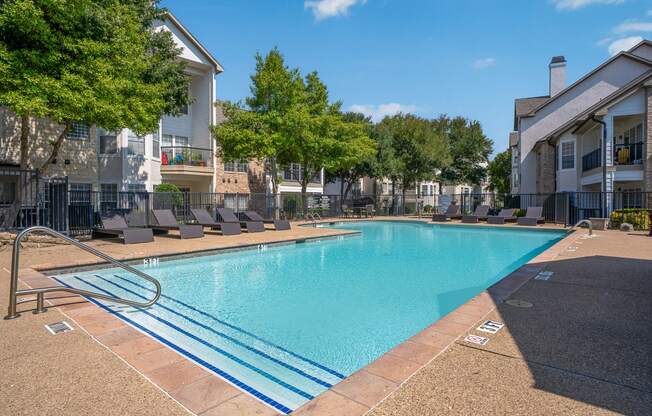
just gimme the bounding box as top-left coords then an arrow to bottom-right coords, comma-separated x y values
5,226 -> 161,320
571,219 -> 593,236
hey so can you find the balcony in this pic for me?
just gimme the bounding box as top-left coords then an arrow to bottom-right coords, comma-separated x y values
613,142 -> 643,166
582,148 -> 601,172
160,146 -> 214,177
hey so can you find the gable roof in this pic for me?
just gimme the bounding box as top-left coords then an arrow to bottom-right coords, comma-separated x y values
513,96 -> 549,130
535,69 -> 652,145
523,51 -> 652,118
165,12 -> 224,73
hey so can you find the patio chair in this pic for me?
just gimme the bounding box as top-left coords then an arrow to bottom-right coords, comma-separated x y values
486,209 -> 517,224
462,205 -> 490,223
189,208 -> 241,236
363,204 -> 376,218
94,212 -> 154,244
432,204 -> 462,222
216,207 -> 265,233
517,207 -> 545,226
341,204 -> 354,218
241,210 -> 291,231
151,209 -> 204,239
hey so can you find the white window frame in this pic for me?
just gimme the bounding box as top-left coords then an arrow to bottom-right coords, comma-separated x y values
560,139 -> 575,171
151,132 -> 160,160
68,122 -> 90,141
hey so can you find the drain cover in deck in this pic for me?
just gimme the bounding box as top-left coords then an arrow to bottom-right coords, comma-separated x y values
535,271 -> 554,281
505,299 -> 533,308
45,321 -> 73,335
464,334 -> 489,346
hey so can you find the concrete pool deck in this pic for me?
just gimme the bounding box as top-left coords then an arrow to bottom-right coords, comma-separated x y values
1,218 -> 650,415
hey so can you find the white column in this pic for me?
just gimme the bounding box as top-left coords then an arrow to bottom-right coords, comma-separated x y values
605,116 -> 614,214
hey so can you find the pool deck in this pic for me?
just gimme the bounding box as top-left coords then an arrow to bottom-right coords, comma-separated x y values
1,218 -> 650,415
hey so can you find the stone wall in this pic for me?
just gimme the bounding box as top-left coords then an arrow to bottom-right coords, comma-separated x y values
0,107 -> 99,186
535,142 -> 556,194
0,232 -> 71,249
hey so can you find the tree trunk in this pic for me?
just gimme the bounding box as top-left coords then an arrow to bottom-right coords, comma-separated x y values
37,122 -> 70,175
269,157 -> 280,219
19,114 -> 30,169
339,173 -> 345,214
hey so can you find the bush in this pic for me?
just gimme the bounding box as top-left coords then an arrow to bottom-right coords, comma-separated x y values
609,209 -> 650,231
514,209 -> 526,217
154,183 -> 183,207
423,204 -> 433,213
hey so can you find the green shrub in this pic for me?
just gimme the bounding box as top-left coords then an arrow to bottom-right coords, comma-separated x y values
423,204 -> 433,213
514,209 -> 526,217
154,183 -> 183,207
609,209 -> 650,230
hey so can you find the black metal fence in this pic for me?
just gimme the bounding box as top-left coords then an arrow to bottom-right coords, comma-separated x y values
2,182 -> 651,236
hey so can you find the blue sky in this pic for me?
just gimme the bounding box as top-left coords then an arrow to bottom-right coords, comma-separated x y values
161,0 -> 652,156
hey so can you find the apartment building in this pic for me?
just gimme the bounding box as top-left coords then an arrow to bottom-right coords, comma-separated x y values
510,40 -> 652,213
1,12 -> 223,200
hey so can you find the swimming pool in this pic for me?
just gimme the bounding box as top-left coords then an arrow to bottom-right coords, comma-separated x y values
53,221 -> 565,413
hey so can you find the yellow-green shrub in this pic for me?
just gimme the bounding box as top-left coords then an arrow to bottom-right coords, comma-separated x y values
609,209 -> 650,230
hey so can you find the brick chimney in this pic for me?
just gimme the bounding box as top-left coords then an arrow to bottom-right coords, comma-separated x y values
549,56 -> 566,97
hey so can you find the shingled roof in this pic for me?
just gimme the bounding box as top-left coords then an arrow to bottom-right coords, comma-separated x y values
513,96 -> 549,130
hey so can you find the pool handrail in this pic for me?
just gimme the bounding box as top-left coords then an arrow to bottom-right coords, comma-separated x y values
570,219 -> 593,236
5,226 -> 161,320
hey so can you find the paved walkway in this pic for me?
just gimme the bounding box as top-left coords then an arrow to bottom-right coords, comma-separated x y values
368,230 -> 652,416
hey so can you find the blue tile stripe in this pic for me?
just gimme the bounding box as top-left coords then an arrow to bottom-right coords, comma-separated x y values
70,275 -> 315,402
93,274 -> 333,389
50,277 -> 293,414
112,273 -> 346,379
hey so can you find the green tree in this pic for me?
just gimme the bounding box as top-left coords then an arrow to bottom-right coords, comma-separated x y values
213,48 -> 303,198
375,114 -> 450,210
0,0 -> 190,172
325,112 -> 377,202
487,149 -> 512,193
437,116 -> 493,186
154,183 -> 183,207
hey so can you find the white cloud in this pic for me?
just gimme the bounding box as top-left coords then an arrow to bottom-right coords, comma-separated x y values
613,21 -> 652,33
349,103 -> 419,122
304,0 -> 366,20
472,57 -> 496,69
607,36 -> 643,55
551,0 -> 624,11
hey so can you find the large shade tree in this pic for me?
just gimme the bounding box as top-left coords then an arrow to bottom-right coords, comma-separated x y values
0,0 -> 190,227
0,0 -> 190,172
436,115 -> 493,186
487,149 -> 512,194
374,114 -> 451,211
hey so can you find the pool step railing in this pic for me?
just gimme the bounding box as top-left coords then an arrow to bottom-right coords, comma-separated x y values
570,219 -> 593,236
305,212 -> 321,226
5,226 -> 161,320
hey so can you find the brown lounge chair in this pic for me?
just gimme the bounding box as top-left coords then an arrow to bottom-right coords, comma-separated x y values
151,209 -> 204,239
216,208 -> 265,233
517,206 -> 545,226
190,208 -> 241,235
94,212 -> 154,244
241,211 -> 291,231
486,208 -> 517,224
432,204 -> 462,222
462,205 -> 491,223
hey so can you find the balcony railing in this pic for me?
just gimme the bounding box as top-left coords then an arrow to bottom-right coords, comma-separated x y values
161,146 -> 213,168
582,148 -> 601,172
613,142 -> 643,166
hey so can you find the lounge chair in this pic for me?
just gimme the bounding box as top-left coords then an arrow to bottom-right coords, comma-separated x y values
241,210 -> 291,231
462,205 -> 490,223
151,209 -> 204,239
363,204 -> 376,218
341,204 -> 354,218
94,212 -> 154,244
190,208 -> 241,236
517,207 -> 545,226
432,204 -> 462,222
486,208 -> 517,224
216,207 -> 265,233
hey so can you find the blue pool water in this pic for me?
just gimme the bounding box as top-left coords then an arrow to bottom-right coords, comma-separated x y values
54,221 -> 564,413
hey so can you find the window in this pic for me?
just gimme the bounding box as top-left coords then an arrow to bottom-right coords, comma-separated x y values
127,135 -> 145,156
162,134 -> 173,147
100,184 -> 118,210
179,104 -> 189,116
561,141 -> 575,170
0,180 -> 16,204
70,183 -> 92,203
175,136 -> 189,147
68,122 -> 90,140
224,160 -> 248,173
283,163 -> 302,181
100,135 -> 117,154
128,184 -> 146,193
421,184 -> 429,196
152,133 -> 160,159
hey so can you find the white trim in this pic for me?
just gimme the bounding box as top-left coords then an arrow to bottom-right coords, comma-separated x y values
559,139 -> 576,171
